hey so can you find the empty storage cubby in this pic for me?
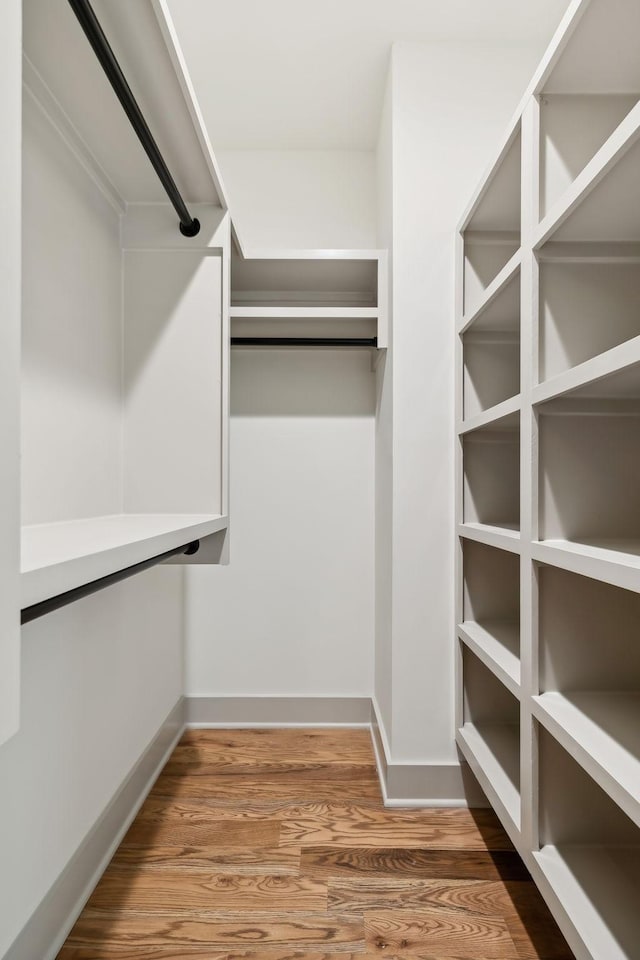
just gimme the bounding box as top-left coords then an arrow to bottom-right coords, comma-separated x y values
462,266 -> 520,419
538,401 -> 640,555
459,540 -> 520,692
538,258 -> 640,383
463,414 -> 520,533
458,648 -> 521,830
535,730 -> 640,960
462,126 -> 521,320
539,0 -> 640,221
534,565 -> 640,827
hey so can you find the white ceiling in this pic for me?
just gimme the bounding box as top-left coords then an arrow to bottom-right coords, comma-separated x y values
165,0 -> 571,150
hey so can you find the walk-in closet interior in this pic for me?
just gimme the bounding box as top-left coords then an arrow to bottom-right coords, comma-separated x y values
1,0 -> 639,958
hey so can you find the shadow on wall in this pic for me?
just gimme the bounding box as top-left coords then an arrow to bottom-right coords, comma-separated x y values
231,347 -> 376,417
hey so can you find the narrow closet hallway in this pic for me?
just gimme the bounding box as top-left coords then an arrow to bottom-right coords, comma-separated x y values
57,729 -> 572,958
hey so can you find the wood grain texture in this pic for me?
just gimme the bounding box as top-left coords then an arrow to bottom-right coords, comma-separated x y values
365,909 -> 516,958
84,873 -> 327,914
301,847 -> 531,881
328,878 -> 520,914
279,808 -> 513,850
64,912 -> 365,951
57,729 -> 572,960
150,775 -> 383,805
110,845 -> 301,875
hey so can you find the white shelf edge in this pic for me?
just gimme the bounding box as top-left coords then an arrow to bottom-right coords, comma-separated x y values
458,250 -> 521,335
534,99 -> 640,249
239,247 -> 386,262
532,692 -> 640,830
533,336 -> 640,406
532,539 -> 640,594
458,395 -> 520,435
456,723 -> 521,844
533,845 -> 640,960
230,306 -> 378,320
458,523 -> 521,554
458,621 -> 521,697
21,513 -> 228,609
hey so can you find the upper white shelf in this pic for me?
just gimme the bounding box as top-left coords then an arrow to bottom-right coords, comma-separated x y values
21,513 -> 228,609
231,249 -> 388,348
458,522 -> 521,554
230,306 -> 378,320
458,620 -> 520,697
536,100 -> 640,248
534,335 -> 640,406
532,539 -> 640,594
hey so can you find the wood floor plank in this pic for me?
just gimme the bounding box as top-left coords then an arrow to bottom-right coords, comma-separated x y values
365,909 -> 518,959
65,912 -> 365,952
121,819 -> 280,849
56,728 -> 572,960
328,877 -> 518,914
134,799 -> 510,852
280,808 -> 512,851
110,846 -> 301,876
84,873 -> 327,914
301,847 -> 531,881
149,776 -> 383,805
178,728 -> 374,762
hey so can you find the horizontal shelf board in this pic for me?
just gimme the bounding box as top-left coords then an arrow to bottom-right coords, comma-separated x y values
533,691 -> 640,829
456,722 -> 521,834
21,513 -> 228,608
533,539 -> 640,594
459,396 -> 520,435
534,335 -> 640,406
535,99 -> 640,247
458,251 -> 521,334
240,247 -> 385,261
538,240 -> 640,263
534,844 -> 640,960
230,306 -> 378,320
458,523 -> 521,553
458,620 -> 521,695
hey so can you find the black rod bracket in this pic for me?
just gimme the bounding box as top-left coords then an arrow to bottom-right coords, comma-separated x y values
67,0 -> 200,237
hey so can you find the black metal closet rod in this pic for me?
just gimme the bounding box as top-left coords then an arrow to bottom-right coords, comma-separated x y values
67,0 -> 200,237
21,540 -> 200,625
231,337 -> 378,348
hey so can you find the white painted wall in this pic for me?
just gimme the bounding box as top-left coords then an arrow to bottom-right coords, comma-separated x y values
0,0 -> 21,745
185,347 -> 375,699
217,150 -> 376,249
0,568 -> 183,956
376,41 -> 553,764
21,92 -> 122,525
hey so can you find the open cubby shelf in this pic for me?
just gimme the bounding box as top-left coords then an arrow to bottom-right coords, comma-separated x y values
456,4 -> 640,957
462,414 -> 520,535
457,648 -> 520,836
535,731 -> 640,960
459,539 -> 520,694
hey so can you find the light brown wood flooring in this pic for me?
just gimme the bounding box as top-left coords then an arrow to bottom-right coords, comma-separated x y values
57,728 -> 574,959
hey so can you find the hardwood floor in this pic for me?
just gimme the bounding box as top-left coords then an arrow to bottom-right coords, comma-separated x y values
57,729 -> 574,959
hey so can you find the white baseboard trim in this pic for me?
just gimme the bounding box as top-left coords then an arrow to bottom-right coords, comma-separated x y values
370,698 -> 488,808
185,696 -> 372,726
4,698 -> 186,960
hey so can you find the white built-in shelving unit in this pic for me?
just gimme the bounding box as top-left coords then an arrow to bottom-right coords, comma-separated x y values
19,0 -> 231,613
230,247 -> 388,349
455,1 -> 640,957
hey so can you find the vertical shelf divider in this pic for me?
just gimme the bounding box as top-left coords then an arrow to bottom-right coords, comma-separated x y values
519,95 -> 540,855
